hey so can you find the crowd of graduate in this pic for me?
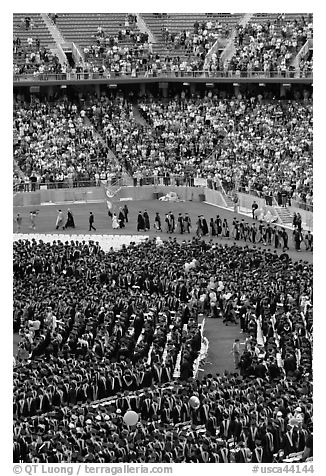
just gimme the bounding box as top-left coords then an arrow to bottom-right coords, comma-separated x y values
13,237 -> 312,463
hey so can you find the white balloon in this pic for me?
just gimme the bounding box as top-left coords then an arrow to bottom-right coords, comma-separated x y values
123,410 -> 139,426
189,396 -> 200,409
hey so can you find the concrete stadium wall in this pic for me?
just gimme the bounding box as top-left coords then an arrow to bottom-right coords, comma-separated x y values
204,189 -> 227,207
237,192 -> 278,216
118,185 -> 206,202
14,187 -> 104,206
14,185 -> 208,206
40,187 -> 105,204
288,206 -> 313,231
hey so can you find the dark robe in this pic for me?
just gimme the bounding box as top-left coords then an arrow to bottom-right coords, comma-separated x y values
65,211 -> 75,228
201,218 -> 208,235
137,213 -> 145,231
118,211 -> 125,228
143,212 -> 150,230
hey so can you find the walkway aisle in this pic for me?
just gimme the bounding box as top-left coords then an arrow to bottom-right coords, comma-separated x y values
202,317 -> 241,376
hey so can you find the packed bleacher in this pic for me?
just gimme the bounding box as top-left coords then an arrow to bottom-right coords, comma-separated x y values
13,237 -> 312,463
13,94 -> 122,187
225,14 -> 313,76
13,13 -> 313,79
13,90 -> 313,207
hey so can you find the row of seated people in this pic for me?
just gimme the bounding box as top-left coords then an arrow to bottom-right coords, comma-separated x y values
13,237 -> 312,463
224,15 -> 313,75
13,36 -> 62,76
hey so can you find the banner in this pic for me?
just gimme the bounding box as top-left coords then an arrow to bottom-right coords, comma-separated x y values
194,177 -> 207,187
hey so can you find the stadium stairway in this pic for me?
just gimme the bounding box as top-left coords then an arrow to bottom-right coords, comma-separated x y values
83,116 -> 120,171
83,116 -> 132,182
136,14 -> 156,44
140,13 -> 239,61
222,194 -> 235,209
39,13 -> 68,65
220,12 -> 254,67
204,13 -> 244,68
274,206 -> 294,226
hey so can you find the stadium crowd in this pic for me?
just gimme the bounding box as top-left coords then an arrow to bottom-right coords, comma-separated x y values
13,91 -> 313,208
13,36 -> 63,76
225,15 -> 313,76
13,94 -> 122,187
13,237 -> 312,463
82,17 -> 228,77
13,14 -> 313,79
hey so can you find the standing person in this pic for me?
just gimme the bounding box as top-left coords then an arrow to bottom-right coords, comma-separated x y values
258,221 -> 265,245
222,218 -> 229,237
55,210 -> 65,230
112,213 -> 120,229
15,213 -> 22,232
265,223 -> 272,245
196,216 -> 203,238
273,227 -> 280,249
209,218 -> 216,237
65,209 -> 75,229
281,228 -> 289,251
169,212 -> 175,233
89,212 -> 96,231
296,213 -> 302,232
231,338 -> 241,369
252,201 -> 258,219
184,213 -> 191,233
250,223 -> 257,244
164,213 -> 170,233
233,193 -> 239,213
137,211 -> 145,232
201,215 -> 208,236
304,230 -> 313,251
143,210 -> 150,231
292,213 -> 298,229
215,215 -> 222,237
293,227 -> 302,251
154,212 -> 161,231
118,208 -> 125,228
177,213 -> 184,234
29,211 -> 37,230
123,204 -> 129,223
239,219 -> 245,240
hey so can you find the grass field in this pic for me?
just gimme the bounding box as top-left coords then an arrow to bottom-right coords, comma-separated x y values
13,199 -> 312,375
